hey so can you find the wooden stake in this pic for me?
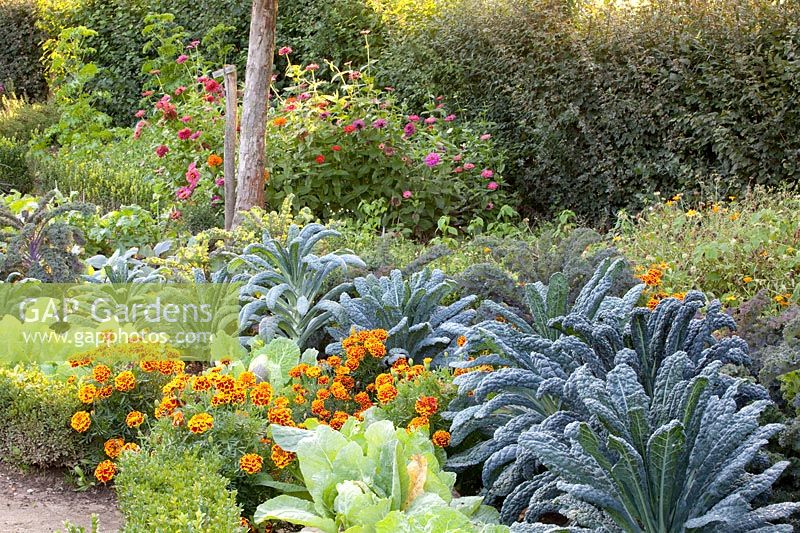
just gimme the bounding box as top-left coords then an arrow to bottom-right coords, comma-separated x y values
213,64 -> 238,230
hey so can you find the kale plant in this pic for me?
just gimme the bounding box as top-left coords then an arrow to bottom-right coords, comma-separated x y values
230,223 -> 364,349
323,268 -> 476,366
0,191 -> 93,281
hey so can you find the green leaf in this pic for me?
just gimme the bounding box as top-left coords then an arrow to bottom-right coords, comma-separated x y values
253,495 -> 336,532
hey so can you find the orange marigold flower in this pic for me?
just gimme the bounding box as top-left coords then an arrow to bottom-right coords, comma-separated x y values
207,154 -> 223,167
237,371 -> 257,388
239,453 -> 264,474
271,444 -> 296,468
272,117 -> 288,127
78,384 -> 97,404
288,364 -> 308,379
273,396 -> 290,408
311,399 -> 327,415
432,430 -> 451,447
104,438 -> 124,459
230,386 -> 247,405
125,410 -> 145,428
114,371 -> 136,392
392,358 -> 409,371
192,375 -> 212,392
139,359 -> 158,372
215,374 -> 236,393
92,364 -> 111,383
121,442 -> 140,454
330,381 -> 349,401
316,388 -> 331,400
71,411 -> 91,433
354,391 -> 372,408
407,416 -> 429,432
336,375 -> 355,390
457,335 -> 467,347
187,412 -> 214,434
415,396 -> 438,417
211,392 -> 231,406
251,382 -> 273,406
294,394 -> 307,405
172,411 -> 185,426
304,366 -> 321,379
317,375 -> 330,386
329,411 -> 349,430
371,329 -> 389,341
97,385 -> 113,399
94,460 -> 116,483
68,357 -> 92,368
326,356 -> 342,367
268,407 -> 295,426
375,373 -> 393,387
376,383 -> 398,404
364,339 -> 386,358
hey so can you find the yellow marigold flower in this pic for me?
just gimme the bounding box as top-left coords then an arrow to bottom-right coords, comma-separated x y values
237,371 -> 257,388
316,388 -> 331,400
121,442 -> 140,454
192,375 -> 212,392
364,339 -> 386,358
207,154 -> 223,167
371,329 -> 389,341
375,373 -> 393,387
230,386 -> 247,405
326,356 -> 342,367
71,411 -> 91,433
415,396 -> 438,417
684,208 -> 698,217
211,392 -> 231,407
172,411 -> 185,427
139,359 -> 158,373
114,371 -> 136,392
250,382 -> 273,407
305,366 -> 321,379
273,396 -> 290,408
125,410 -> 145,428
239,453 -> 264,475
271,444 -> 295,468
423,357 -> 432,366
104,438 -> 124,459
94,460 -> 116,483
294,394 -> 307,405
187,412 -> 214,434
376,383 -> 398,404
78,384 -> 97,404
743,276 -> 753,283
432,430 -> 451,448
67,376 -> 76,385
97,385 -> 113,399
457,335 -> 467,347
214,374 -> 236,393
92,364 -> 111,383
354,391 -> 372,408
329,411 -> 349,430
268,407 -> 295,426
311,399 -> 327,416
407,416 -> 429,432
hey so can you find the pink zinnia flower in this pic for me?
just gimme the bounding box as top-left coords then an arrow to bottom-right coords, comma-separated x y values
480,133 -> 492,141
169,209 -> 182,220
403,122 -> 416,138
186,40 -> 200,50
177,128 -> 192,140
278,46 -> 292,56
453,166 -> 463,173
487,181 -> 498,191
190,130 -> 202,140
315,155 -> 325,164
135,109 -> 146,118
444,114 -> 456,122
211,195 -> 223,205
408,115 -> 420,122
481,169 -> 494,179
305,63 -> 319,71
423,152 -> 441,167
176,186 -> 193,200
185,162 -> 200,186
176,54 -> 189,64
133,120 -> 147,139
203,79 -> 221,93
174,86 -> 186,96
464,163 -> 476,171
215,177 -> 225,187
372,118 -> 387,128
142,90 -> 154,97
180,115 -> 191,123
453,154 -> 463,162
299,92 -> 311,100
155,144 -> 169,158
402,190 -> 412,199
486,202 -> 495,210
424,117 -> 436,125
352,119 -> 365,130
348,70 -> 361,80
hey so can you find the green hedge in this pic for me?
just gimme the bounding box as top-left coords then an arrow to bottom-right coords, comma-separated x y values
0,0 -> 47,99
376,0 -> 800,224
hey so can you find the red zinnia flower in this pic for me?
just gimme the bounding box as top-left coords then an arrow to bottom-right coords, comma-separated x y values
315,155 -> 325,164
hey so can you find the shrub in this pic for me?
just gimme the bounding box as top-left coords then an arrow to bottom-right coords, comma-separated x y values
116,444 -> 245,533
0,136 -> 29,194
0,94 -> 58,141
0,0 -> 47,99
377,0 -> 800,224
0,365 -> 84,467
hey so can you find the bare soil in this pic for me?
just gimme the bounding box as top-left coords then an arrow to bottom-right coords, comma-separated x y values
0,461 -> 123,532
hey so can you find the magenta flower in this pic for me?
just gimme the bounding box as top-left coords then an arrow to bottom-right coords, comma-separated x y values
169,209 -> 182,220
176,54 -> 189,64
190,130 -> 202,141
424,117 -> 436,125
135,109 -> 146,118
177,128 -> 192,140
352,119 -> 366,130
486,202 -> 495,210
215,177 -> 225,187
487,181 -> 498,191
278,46 -> 292,56
155,144 -> 170,158
408,115 -> 420,122
402,190 -> 412,199
211,195 -> 223,205
180,115 -> 191,123
464,163 -> 476,171
481,169 -> 494,179
453,154 -> 463,162
299,92 -> 311,100
186,40 -> 200,50
185,162 -> 200,186
403,122 -> 416,138
174,86 -> 186,96
424,152 -> 441,167
444,114 -> 456,122
133,120 -> 147,139
176,186 -> 193,200
372,118 -> 387,129
480,133 -> 492,141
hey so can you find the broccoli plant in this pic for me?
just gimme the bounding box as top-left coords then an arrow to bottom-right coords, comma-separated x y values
323,268 -> 477,366
514,360 -> 800,532
229,223 -> 364,349
0,191 -> 94,281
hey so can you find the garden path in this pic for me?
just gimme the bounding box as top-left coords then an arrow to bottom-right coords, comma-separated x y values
0,462 -> 122,532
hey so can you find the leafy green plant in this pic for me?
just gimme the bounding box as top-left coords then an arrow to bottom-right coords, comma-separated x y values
247,337 -> 318,390
0,94 -> 58,142
324,268 -> 477,365
115,444 -> 245,533
230,223 -> 365,349
0,0 -> 46,99
255,418 -> 507,532
518,360 -> 800,531
0,191 -> 94,281
57,514 -> 102,533
0,135 -> 28,194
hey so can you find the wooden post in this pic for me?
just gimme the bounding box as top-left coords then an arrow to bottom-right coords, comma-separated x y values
233,0 -> 278,227
213,64 -> 238,230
